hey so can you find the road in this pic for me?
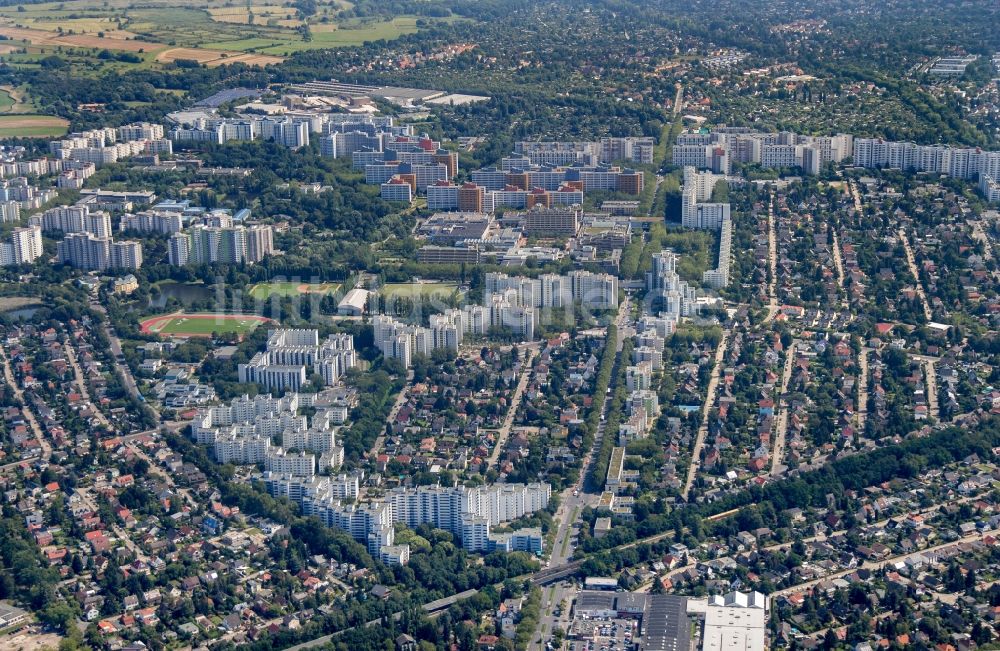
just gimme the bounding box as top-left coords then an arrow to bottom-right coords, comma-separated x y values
830,229 -> 847,306
681,328 -> 730,500
769,343 -> 796,477
528,297 -> 631,651
486,343 -> 541,470
771,530 -> 986,598
897,228 -> 933,321
367,369 -> 414,459
856,347 -> 871,432
764,195 -> 779,321
912,354 -> 939,420
89,299 -> 158,419
63,340 -> 111,428
0,346 -> 51,466
671,83 -> 684,118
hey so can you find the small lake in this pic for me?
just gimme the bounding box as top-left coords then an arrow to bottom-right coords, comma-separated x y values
148,282 -> 217,309
3,306 -> 41,321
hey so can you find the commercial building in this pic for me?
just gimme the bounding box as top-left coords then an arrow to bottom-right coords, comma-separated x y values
519,206 -> 581,236
688,591 -> 768,651
337,288 -> 370,316
571,591 -> 691,651
417,245 -> 482,265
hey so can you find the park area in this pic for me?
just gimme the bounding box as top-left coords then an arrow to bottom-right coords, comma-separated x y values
249,281 -> 341,300
379,282 -> 463,300
139,312 -> 272,338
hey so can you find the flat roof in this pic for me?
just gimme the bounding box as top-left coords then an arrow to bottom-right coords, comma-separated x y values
643,595 -> 690,651
701,605 -> 766,651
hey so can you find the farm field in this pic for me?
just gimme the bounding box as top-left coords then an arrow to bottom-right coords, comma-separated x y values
248,282 -> 341,300
0,114 -> 68,137
0,0 -> 443,71
154,47 -> 283,67
139,312 -> 273,338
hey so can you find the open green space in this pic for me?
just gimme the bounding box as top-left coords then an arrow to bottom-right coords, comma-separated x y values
379,282 -> 462,299
248,281 -> 341,300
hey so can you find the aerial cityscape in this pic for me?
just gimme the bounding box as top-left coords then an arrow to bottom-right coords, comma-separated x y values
0,1 -> 997,651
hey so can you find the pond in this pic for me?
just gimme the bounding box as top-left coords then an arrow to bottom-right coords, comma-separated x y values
148,282 -> 217,309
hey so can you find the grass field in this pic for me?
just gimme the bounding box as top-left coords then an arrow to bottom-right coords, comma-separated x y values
140,312 -> 273,338
249,282 -> 341,300
0,114 -> 68,137
380,282 -> 462,299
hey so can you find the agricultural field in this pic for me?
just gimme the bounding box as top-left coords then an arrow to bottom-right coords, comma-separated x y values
0,114 -> 68,137
139,312 -> 273,338
248,281 -> 341,300
0,0 -> 443,72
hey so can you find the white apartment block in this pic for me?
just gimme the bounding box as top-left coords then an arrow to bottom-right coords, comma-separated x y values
674,129 -> 851,175
168,224 -> 275,266
56,232 -> 142,270
381,179 -> 413,202
484,270 -> 619,310
648,250 -> 697,318
681,173 -> 731,229
981,174 -> 1000,203
238,329 -> 357,392
31,205 -> 112,237
372,312 -> 464,368
193,391 -> 345,474
0,226 -> 43,267
120,211 -> 183,235
703,215 -> 733,289
854,139 -> 1000,180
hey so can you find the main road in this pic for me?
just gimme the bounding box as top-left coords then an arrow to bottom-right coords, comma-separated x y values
529,296 -> 631,651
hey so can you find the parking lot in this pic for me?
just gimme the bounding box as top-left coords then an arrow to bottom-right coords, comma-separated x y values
569,617 -> 636,651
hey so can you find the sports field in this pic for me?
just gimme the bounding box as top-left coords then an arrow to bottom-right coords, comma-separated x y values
249,282 -> 341,300
140,313 -> 273,337
380,282 -> 461,299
